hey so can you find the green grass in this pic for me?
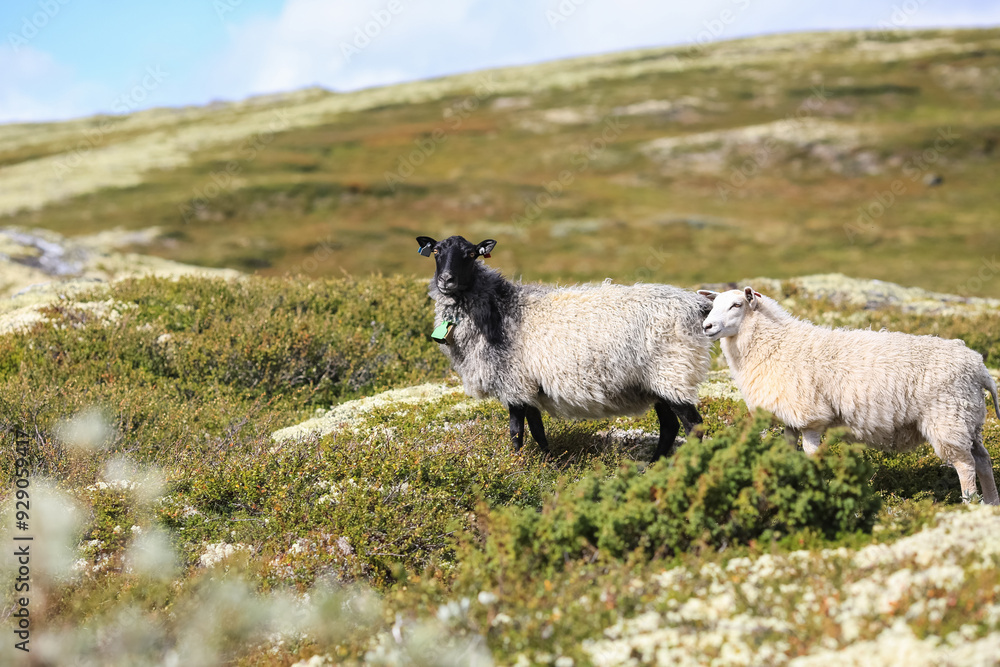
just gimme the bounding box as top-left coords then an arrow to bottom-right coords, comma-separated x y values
4,27 -> 1000,664
1,274 -> 998,664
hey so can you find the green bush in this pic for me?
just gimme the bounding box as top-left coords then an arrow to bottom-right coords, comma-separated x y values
474,413 -> 881,576
105,274 -> 448,402
0,274 -> 450,484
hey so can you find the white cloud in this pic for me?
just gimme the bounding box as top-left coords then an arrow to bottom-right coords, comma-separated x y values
0,46 -> 105,123
0,45 -> 173,123
5,0 -> 1000,122
196,0 -> 580,99
197,0 -> 1000,105
199,0 -> 483,98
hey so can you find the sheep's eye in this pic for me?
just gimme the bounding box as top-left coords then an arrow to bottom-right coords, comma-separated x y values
432,248 -> 439,255
730,302 -> 741,309
468,251 -> 477,259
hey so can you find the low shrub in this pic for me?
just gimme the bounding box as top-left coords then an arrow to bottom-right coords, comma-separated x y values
471,413 -> 882,578
0,274 -> 450,484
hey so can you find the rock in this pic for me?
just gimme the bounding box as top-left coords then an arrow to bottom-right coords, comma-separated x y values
0,226 -> 239,299
0,225 -> 240,334
782,273 -> 1000,315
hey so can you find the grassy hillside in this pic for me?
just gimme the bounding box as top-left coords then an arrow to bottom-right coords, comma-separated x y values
3,26 -> 1000,666
1,28 -> 1000,294
1,274 -> 999,664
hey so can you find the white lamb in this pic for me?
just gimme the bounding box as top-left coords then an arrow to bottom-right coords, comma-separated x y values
700,286 -> 999,504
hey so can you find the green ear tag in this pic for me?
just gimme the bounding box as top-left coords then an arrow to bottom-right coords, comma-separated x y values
431,320 -> 455,344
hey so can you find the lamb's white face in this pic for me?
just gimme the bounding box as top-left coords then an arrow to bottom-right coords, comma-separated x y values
700,288 -> 756,341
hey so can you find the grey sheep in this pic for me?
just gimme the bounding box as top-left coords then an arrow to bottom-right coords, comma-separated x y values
416,235 -> 712,459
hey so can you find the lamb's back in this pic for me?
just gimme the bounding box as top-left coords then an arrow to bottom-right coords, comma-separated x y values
783,324 -> 985,447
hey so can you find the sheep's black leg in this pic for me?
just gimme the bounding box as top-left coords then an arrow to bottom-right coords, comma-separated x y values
509,405 -> 526,451
525,406 -> 549,453
669,401 -> 703,438
653,401 -> 682,460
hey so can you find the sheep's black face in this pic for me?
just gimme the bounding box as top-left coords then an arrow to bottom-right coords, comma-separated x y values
415,235 -> 497,296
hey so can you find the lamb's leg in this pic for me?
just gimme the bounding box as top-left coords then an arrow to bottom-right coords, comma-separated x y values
972,436 -> 999,505
525,406 -> 549,453
653,401 -> 682,460
926,422 -> 995,504
784,426 -> 801,448
508,405 -> 526,452
801,430 -> 823,455
952,448 -> 981,503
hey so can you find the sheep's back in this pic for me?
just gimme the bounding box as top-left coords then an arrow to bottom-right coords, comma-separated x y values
516,283 -> 709,418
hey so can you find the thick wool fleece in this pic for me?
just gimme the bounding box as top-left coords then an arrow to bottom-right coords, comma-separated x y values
430,264 -> 711,420
720,294 -> 999,503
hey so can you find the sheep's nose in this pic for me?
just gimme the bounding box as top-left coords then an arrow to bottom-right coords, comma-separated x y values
703,322 -> 714,333
439,271 -> 454,283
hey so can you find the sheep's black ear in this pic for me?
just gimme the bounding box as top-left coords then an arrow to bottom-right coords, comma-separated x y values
416,236 -> 436,257
697,290 -> 718,302
477,239 -> 497,258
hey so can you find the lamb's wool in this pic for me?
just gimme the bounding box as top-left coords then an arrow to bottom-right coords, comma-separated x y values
703,288 -> 999,504
431,266 -> 711,421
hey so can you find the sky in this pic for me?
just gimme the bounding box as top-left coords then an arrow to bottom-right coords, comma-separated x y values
2,0 -> 1000,124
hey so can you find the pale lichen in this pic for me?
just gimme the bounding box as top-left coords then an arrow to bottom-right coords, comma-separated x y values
583,506 -> 1000,666
199,542 -> 252,569
271,383 -> 465,443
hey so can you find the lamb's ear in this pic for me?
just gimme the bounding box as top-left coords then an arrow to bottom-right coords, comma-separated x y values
477,239 -> 497,259
416,236 -> 436,257
743,286 -> 761,310
697,290 -> 718,302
